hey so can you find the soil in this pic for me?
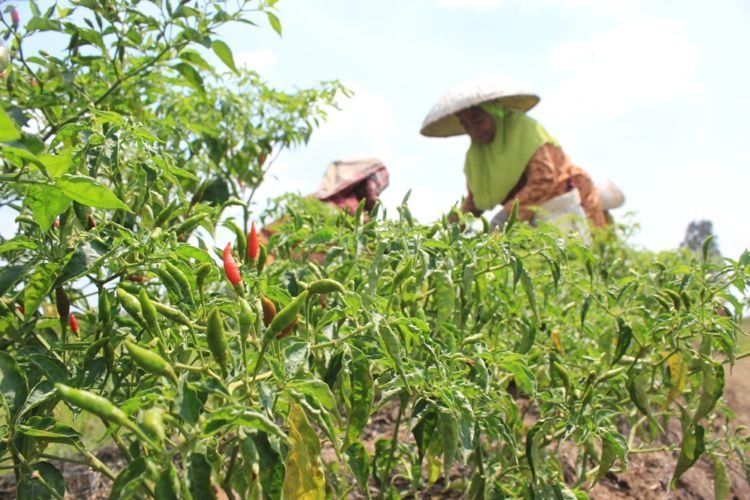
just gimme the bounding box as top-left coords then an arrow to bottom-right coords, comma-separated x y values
2,360 -> 749,499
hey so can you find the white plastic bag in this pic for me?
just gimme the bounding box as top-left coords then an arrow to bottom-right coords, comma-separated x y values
536,189 -> 590,239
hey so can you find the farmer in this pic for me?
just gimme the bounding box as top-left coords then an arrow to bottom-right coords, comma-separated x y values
421,79 -> 608,228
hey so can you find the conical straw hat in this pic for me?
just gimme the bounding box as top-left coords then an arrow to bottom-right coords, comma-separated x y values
420,78 -> 540,137
596,179 -> 626,210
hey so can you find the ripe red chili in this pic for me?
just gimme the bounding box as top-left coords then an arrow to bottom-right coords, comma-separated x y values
69,313 -> 79,334
247,222 -> 259,261
222,243 -> 242,286
11,8 -> 19,29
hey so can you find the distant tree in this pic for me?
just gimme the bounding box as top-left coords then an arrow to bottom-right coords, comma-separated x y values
681,219 -> 721,257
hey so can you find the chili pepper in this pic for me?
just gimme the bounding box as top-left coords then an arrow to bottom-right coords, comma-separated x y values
195,263 -> 212,296
276,317 -> 297,339
138,289 -> 160,337
307,279 -> 345,295
126,274 -> 145,283
239,298 -> 254,341
141,205 -> 154,227
56,384 -> 133,429
53,217 -> 60,229
16,304 -> 24,316
550,360 -> 571,391
175,213 -> 207,237
124,340 -> 178,385
260,296 -> 276,327
256,243 -> 267,273
117,287 -> 144,323
392,259 -> 413,290
505,200 -> 519,233
152,301 -> 192,328
269,291 -> 308,333
164,262 -> 194,305
247,222 -> 259,261
55,287 -> 70,321
206,308 -> 228,376
627,372 -> 651,418
379,325 -> 412,393
104,342 -> 115,376
69,312 -> 79,334
153,201 -> 179,228
99,289 -> 111,325
142,407 -> 166,443
663,289 -> 682,311
11,8 -> 20,29
595,437 -> 617,482
680,290 -> 691,311
222,243 -> 242,286
156,267 -> 182,299
83,337 -> 110,362
87,214 -> 96,230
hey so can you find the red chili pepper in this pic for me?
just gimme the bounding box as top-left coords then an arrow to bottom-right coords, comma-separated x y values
247,222 -> 259,261
222,243 -> 242,286
16,304 -> 25,315
53,218 -> 60,229
11,8 -> 20,29
69,313 -> 79,334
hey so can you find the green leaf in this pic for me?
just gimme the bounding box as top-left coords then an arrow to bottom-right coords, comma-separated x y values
432,271 -> 455,324
346,442 -> 370,490
16,417 -> 81,445
24,262 -> 59,319
174,245 -> 213,265
672,423 -> 705,485
438,409 -> 459,482
0,264 -> 27,296
0,352 -> 28,414
189,453 -> 217,500
694,361 -> 724,423
266,11 -> 282,35
25,185 -> 71,229
55,243 -> 103,286
287,379 -> 336,410
254,433 -> 285,499
38,149 -> 73,178
56,175 -> 130,211
17,462 -> 65,500
110,457 -> 149,500
0,236 -> 38,253
154,463 -> 181,500
174,62 -> 205,94
712,455 -> 730,500
0,107 -> 21,142
344,346 -> 373,445
211,40 -> 238,73
282,404 -> 325,500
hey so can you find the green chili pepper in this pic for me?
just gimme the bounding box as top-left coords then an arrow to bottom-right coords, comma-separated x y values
195,263 -> 213,296
138,289 -> 161,337
174,213 -> 207,237
142,407 -> 166,443
663,289 -> 683,311
256,243 -> 268,273
56,384 -> 134,429
153,200 -> 180,228
239,298 -> 254,341
392,259 -> 413,290
269,291 -> 308,333
117,287 -> 144,324
627,372 -> 651,418
595,437 -> 617,482
680,290 -> 691,311
152,301 -> 192,328
99,289 -> 111,326
380,325 -> 411,393
307,279 -> 345,295
157,267 -> 182,299
164,262 -> 194,305
504,200 -> 519,233
124,340 -> 178,385
551,360 -> 571,391
206,308 -> 229,376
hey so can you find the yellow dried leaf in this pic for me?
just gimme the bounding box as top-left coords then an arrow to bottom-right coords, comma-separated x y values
282,404 -> 325,500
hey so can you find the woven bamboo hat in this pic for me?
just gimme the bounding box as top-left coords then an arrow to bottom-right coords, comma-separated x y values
420,78 -> 540,137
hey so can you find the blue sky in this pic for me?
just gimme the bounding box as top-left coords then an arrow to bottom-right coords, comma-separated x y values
221,0 -> 749,258
4,1 -> 748,259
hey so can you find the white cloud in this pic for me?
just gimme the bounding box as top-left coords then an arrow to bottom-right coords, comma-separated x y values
314,85 -> 395,156
436,0 -> 503,10
234,49 -> 279,73
543,19 -> 700,122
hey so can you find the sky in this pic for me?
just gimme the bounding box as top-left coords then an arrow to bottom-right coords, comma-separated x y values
217,0 -> 750,258
3,0 -> 749,259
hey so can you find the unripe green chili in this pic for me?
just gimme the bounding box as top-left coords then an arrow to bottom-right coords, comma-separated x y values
392,259 -> 413,289
174,213 -> 207,237
195,263 -> 213,296
99,290 -> 111,325
551,360 -> 571,391
153,200 -> 179,228
239,298 -> 254,340
138,289 -> 160,337
269,291 -> 308,333
83,337 -> 110,363
663,289 -> 682,311
680,290 -> 691,311
307,279 -> 345,295
256,243 -> 268,273
124,340 -> 178,385
595,438 -> 617,482
152,301 -> 193,328
104,342 -> 115,375
117,287 -> 143,323
56,384 -> 133,429
142,407 -> 166,443
164,262 -> 194,305
206,308 -> 228,376
379,325 -> 411,393
156,267 -> 182,299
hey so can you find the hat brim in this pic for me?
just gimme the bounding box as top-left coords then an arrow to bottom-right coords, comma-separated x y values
421,88 -> 540,138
